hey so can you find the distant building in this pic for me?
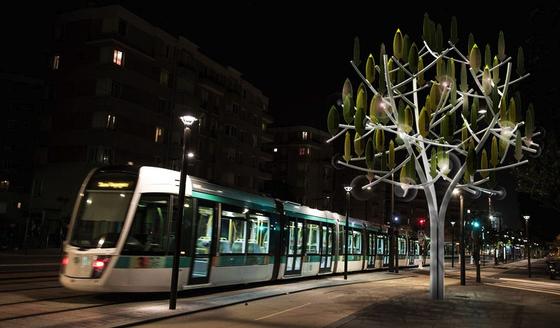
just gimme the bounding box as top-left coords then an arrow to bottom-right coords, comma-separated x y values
32,4 -> 273,240
265,126 -> 334,209
0,73 -> 48,248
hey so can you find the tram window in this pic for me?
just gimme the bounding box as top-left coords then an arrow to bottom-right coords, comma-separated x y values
321,226 -> 327,254
167,197 -> 193,255
296,222 -> 304,254
338,230 -> 344,254
123,194 -> 169,255
71,190 -> 132,249
306,224 -> 319,254
398,237 -> 407,255
352,231 -> 362,254
247,214 -> 269,254
220,209 -> 246,254
376,235 -> 384,254
195,206 -> 214,255
327,226 -> 333,255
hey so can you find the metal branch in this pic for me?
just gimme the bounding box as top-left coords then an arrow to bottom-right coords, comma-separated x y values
460,114 -> 481,143
337,160 -> 389,174
477,160 -> 529,173
326,127 -> 348,144
350,61 -> 380,96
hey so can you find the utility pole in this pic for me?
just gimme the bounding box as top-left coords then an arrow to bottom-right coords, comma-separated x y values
524,215 -> 531,278
451,221 -> 456,268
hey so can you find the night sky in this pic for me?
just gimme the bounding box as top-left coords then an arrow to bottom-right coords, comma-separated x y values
2,1 -> 559,239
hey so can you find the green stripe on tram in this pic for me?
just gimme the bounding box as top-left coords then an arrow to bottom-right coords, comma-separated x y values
337,255 -> 363,261
215,255 -> 274,267
115,256 -> 190,269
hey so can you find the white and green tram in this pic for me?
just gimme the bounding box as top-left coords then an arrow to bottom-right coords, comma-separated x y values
60,166 -> 423,292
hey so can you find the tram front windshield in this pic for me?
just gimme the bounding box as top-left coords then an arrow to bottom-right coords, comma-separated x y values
69,171 -> 136,249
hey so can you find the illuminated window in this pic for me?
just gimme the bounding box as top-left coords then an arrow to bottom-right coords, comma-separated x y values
154,127 -> 163,143
298,147 -> 308,156
302,131 -> 308,140
52,55 -> 60,70
113,49 -> 124,66
160,69 -> 169,86
0,180 -> 9,191
106,114 -> 117,130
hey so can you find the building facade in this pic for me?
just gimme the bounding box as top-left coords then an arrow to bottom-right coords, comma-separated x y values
32,4 -> 272,243
265,126 -> 334,209
0,73 -> 48,249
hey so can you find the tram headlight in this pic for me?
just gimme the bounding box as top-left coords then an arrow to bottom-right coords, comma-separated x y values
91,255 -> 112,279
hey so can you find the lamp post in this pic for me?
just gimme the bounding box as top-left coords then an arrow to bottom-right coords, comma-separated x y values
453,188 -> 466,286
394,216 -> 399,273
450,220 -> 456,268
169,114 -> 197,310
523,215 -> 531,278
344,186 -> 352,280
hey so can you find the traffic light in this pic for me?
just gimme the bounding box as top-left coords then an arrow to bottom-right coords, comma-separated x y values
471,219 -> 480,229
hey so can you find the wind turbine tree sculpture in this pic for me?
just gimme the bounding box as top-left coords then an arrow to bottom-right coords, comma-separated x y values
326,14 -> 541,300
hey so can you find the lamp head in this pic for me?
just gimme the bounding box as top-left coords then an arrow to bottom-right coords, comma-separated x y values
452,188 -> 460,195
523,215 -> 530,221
450,221 -> 456,226
344,186 -> 353,192
179,114 -> 198,126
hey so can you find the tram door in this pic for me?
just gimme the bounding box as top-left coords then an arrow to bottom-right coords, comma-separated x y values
189,201 -> 215,284
366,232 -> 376,268
285,219 -> 303,275
319,224 -> 333,272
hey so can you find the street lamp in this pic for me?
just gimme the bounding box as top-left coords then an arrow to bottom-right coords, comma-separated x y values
453,188 -> 466,286
450,220 -> 456,268
344,186 -> 352,280
169,114 -> 197,310
523,215 -> 531,278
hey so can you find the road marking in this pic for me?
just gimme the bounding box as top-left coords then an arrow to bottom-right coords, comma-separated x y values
255,302 -> 312,321
485,283 -> 560,296
328,294 -> 346,299
498,277 -> 560,287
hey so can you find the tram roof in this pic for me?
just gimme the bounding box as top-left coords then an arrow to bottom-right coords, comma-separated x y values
190,177 -> 277,214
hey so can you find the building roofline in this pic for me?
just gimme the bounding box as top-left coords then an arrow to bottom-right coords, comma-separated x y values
57,4 -> 268,101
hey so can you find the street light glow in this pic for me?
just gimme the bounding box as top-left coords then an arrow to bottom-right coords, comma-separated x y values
452,188 -> 460,195
187,152 -> 194,158
344,186 -> 353,192
179,114 -> 198,126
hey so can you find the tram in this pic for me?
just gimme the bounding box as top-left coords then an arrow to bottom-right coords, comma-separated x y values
60,166 -> 425,292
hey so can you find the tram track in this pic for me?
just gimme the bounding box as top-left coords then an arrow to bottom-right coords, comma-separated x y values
0,292 -> 169,323
0,277 -> 58,285
0,300 -> 126,323
0,285 -> 62,293
0,292 -> 99,307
